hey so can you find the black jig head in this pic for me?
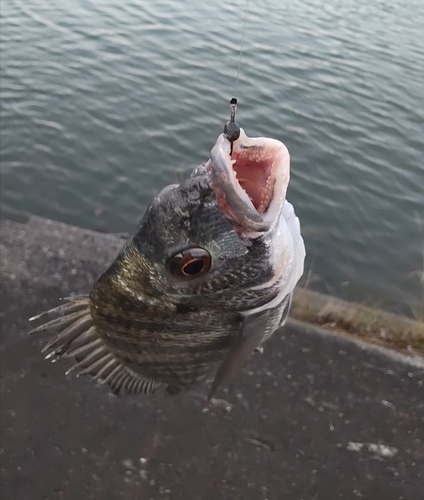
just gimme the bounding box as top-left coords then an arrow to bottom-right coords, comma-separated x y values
224,97 -> 241,154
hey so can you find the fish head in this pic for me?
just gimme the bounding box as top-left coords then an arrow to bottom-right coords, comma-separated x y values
96,129 -> 302,312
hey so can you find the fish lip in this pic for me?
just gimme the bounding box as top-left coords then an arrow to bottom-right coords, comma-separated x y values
206,128 -> 290,234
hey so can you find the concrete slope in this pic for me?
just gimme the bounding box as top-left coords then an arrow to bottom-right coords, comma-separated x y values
1,217 -> 423,500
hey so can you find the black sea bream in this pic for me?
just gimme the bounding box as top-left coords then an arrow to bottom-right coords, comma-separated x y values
30,129 -> 305,397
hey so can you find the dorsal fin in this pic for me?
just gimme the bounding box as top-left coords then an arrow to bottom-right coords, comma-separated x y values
29,296 -> 161,396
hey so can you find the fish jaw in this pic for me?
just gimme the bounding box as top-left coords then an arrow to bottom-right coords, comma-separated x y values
206,128 -> 290,235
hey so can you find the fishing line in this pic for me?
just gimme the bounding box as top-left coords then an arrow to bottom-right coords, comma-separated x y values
235,0 -> 250,95
224,0 -> 250,153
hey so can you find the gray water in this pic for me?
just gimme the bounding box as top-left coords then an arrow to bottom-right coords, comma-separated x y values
1,0 -> 423,316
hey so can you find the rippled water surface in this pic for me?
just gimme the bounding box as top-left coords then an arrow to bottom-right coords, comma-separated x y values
2,0 -> 423,314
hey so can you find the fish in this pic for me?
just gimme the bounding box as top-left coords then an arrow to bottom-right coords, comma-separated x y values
29,128 -> 305,398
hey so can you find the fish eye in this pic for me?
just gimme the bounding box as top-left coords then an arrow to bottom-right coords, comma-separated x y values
167,248 -> 212,279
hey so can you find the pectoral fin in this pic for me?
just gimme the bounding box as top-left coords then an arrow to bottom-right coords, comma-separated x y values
207,293 -> 292,400
207,309 -> 271,400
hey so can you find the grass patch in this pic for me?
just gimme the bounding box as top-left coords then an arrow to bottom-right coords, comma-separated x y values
291,288 -> 424,357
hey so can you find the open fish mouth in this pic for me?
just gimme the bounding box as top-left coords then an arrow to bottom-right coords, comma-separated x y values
207,128 -> 290,234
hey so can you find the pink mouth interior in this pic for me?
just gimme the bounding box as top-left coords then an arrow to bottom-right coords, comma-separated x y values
231,147 -> 275,214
